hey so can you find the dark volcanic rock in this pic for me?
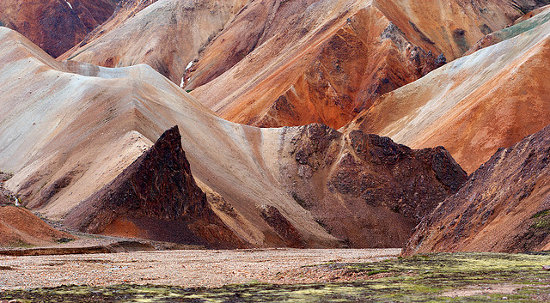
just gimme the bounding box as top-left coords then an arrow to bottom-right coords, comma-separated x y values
404,124 -> 550,255
283,124 -> 468,248
65,126 -> 243,248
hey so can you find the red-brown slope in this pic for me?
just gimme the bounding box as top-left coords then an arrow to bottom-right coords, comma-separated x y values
0,206 -> 72,247
404,124 -> 550,255
0,0 -> 117,57
64,126 -> 243,248
185,0 -> 527,129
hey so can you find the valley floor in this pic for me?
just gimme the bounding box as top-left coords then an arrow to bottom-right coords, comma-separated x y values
1,250 -> 549,302
0,248 -> 399,290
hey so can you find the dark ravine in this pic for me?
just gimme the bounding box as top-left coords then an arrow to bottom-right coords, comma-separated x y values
404,124 -> 550,255
64,126 -> 245,249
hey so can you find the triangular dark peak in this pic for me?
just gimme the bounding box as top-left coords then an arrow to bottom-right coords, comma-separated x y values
65,126 -> 242,248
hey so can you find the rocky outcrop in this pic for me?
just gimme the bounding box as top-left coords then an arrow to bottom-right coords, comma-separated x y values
259,205 -> 305,248
279,124 -> 468,247
0,0 -> 118,57
404,125 -> 550,255
64,126 -> 243,248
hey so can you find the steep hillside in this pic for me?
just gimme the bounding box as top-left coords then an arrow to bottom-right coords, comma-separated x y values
64,126 -> 243,248
0,27 -> 466,248
60,0 -> 248,83
404,125 -> 550,255
347,14 -> 550,173
0,0 -> 118,57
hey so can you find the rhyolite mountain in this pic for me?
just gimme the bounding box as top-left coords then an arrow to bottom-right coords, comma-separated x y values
62,0 -> 539,129
404,124 -> 550,255
0,27 -> 467,248
1,1 -> 549,252
0,0 -> 119,57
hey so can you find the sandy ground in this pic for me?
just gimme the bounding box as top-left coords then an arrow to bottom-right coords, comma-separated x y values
0,248 -> 400,290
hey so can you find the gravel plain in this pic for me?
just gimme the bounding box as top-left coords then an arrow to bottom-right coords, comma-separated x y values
0,248 -> 400,290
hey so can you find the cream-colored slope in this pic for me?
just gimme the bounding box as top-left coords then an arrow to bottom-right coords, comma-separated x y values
0,27 -> 336,248
60,0 -> 247,83
347,18 -> 550,173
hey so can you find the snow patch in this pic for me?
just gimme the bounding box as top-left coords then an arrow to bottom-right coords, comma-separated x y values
65,1 -> 73,10
185,61 -> 193,71
180,77 -> 185,88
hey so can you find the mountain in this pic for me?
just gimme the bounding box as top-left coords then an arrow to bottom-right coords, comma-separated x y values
183,0 -> 530,129
346,11 -> 550,173
404,124 -> 550,255
59,0 -> 248,83
60,0 -> 532,129
0,27 -> 467,248
0,0 -> 118,57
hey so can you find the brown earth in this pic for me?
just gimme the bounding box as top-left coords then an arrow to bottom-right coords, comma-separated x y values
0,27 -> 467,248
346,14 -> 550,173
60,0 -> 248,83
403,124 -> 550,255
0,0 -> 118,57
277,124 -> 467,247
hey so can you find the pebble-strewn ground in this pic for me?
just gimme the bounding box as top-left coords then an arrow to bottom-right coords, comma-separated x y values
0,248 -> 400,290
1,252 -> 549,302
